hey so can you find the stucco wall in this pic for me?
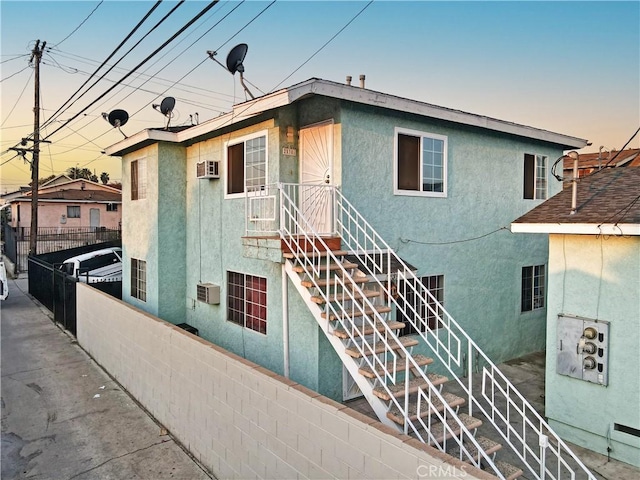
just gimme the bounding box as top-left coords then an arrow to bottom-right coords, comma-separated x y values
11,200 -> 121,229
76,284 -> 490,480
546,234 -> 640,467
340,103 -> 560,365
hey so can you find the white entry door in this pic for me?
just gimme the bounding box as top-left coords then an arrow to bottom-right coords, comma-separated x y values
299,121 -> 334,235
90,208 -> 100,230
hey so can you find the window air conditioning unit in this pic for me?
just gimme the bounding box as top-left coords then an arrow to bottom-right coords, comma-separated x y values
196,160 -> 220,179
197,282 -> 220,304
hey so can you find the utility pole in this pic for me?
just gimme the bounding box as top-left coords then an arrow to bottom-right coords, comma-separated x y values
28,40 -> 45,256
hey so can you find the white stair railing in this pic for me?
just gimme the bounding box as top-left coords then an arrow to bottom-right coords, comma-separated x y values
278,183 -> 503,477
332,188 -> 596,480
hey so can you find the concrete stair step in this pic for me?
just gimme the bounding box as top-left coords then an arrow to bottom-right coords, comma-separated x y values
493,460 -> 524,480
358,354 -> 433,379
427,413 -> 483,445
448,435 -> 502,462
284,250 -> 349,259
386,392 -> 466,424
345,337 -> 419,359
301,276 -> 368,288
292,261 -> 358,273
372,373 -> 448,401
333,321 -> 405,340
311,289 -> 379,304
322,305 -> 392,321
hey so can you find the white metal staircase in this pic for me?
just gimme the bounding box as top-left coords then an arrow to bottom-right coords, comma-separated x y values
248,183 -> 597,480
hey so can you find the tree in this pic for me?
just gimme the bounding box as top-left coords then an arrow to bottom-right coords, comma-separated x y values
37,174 -> 56,185
100,172 -> 110,185
66,167 -> 97,182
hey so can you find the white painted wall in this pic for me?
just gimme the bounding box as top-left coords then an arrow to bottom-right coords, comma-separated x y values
76,284 -> 492,480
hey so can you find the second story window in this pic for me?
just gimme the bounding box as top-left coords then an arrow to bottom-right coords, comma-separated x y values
394,128 -> 447,197
226,132 -> 267,197
131,159 -> 147,200
523,153 -> 547,200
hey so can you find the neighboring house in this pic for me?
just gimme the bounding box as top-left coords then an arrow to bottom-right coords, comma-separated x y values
512,167 -> 640,467
106,77 -> 596,478
562,148 -> 640,180
9,176 -> 122,230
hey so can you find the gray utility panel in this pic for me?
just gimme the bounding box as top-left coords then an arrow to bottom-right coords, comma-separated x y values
556,314 -> 610,386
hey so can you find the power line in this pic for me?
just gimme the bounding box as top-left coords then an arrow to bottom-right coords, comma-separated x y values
0,54 -> 29,65
1,69 -> 34,127
0,65 -> 30,83
603,126 -> 640,168
54,1 -> 104,47
41,0 -> 166,132
400,227 -> 510,245
270,0 -> 374,92
42,0 -> 220,142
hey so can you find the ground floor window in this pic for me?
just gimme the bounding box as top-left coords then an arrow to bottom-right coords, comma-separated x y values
131,258 -> 147,302
227,271 -> 267,334
398,275 -> 444,335
67,206 -> 81,218
521,264 -> 545,312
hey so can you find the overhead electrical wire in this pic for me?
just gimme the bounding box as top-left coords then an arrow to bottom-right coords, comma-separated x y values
0,66 -> 30,83
270,0 -> 374,92
38,0 -> 243,153
602,126 -> 640,168
53,0 -> 104,47
0,54 -> 30,65
42,0 -> 221,142
400,227 -> 510,246
1,69 -> 34,127
40,0 -> 166,132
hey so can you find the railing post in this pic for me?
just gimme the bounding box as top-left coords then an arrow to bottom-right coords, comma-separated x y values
468,341 -> 473,417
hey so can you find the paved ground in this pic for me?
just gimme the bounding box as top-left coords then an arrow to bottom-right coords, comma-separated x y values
1,277 -> 212,480
348,352 -> 639,480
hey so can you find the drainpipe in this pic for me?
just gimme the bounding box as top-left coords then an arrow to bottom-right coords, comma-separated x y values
568,151 -> 579,215
282,263 -> 290,378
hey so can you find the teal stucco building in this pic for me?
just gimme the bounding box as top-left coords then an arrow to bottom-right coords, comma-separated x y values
106,78 -> 588,403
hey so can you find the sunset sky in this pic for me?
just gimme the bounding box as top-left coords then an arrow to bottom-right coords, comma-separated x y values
1,1 -> 639,191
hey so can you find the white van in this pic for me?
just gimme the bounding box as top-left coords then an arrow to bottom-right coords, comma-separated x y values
59,247 -> 122,283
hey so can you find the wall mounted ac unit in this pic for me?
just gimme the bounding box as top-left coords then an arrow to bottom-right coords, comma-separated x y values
196,160 -> 220,179
197,282 -> 220,304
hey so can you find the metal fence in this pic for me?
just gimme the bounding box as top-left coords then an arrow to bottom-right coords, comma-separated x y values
28,241 -> 122,335
3,225 -> 121,272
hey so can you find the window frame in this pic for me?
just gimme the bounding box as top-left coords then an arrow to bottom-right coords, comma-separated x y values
227,271 -> 267,335
131,258 -> 147,302
106,203 -> 118,212
521,264 -> 546,312
398,274 -> 445,335
394,127 -> 448,198
67,205 -> 81,218
131,158 -> 147,201
523,153 -> 548,200
224,130 -> 268,199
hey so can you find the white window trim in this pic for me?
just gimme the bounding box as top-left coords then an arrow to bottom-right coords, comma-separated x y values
534,154 -> 547,200
393,127 -> 448,198
130,157 -> 148,202
224,129 -> 269,200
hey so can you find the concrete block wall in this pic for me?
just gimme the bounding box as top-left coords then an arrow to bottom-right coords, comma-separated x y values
77,284 -> 493,480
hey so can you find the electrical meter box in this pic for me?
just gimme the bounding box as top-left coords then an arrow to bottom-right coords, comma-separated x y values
557,315 -> 609,386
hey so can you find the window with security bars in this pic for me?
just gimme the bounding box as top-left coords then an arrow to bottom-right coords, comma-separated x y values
131,258 -> 147,302
523,154 -> 547,200
521,265 -> 545,312
397,275 -> 444,335
227,271 -> 267,334
131,159 -> 147,200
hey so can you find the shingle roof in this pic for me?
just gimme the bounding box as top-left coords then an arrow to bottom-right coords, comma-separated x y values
513,167 -> 640,226
563,148 -> 640,173
15,190 -> 121,202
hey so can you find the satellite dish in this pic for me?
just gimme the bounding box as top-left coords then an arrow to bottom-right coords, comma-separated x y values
102,109 -> 129,138
226,43 -> 248,75
107,109 -> 129,127
152,97 -> 177,129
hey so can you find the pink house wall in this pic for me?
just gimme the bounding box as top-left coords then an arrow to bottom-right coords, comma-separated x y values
11,201 -> 121,229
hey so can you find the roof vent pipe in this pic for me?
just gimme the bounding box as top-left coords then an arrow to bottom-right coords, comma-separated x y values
568,151 -> 579,215
346,75 -> 352,86
359,74 -> 365,88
